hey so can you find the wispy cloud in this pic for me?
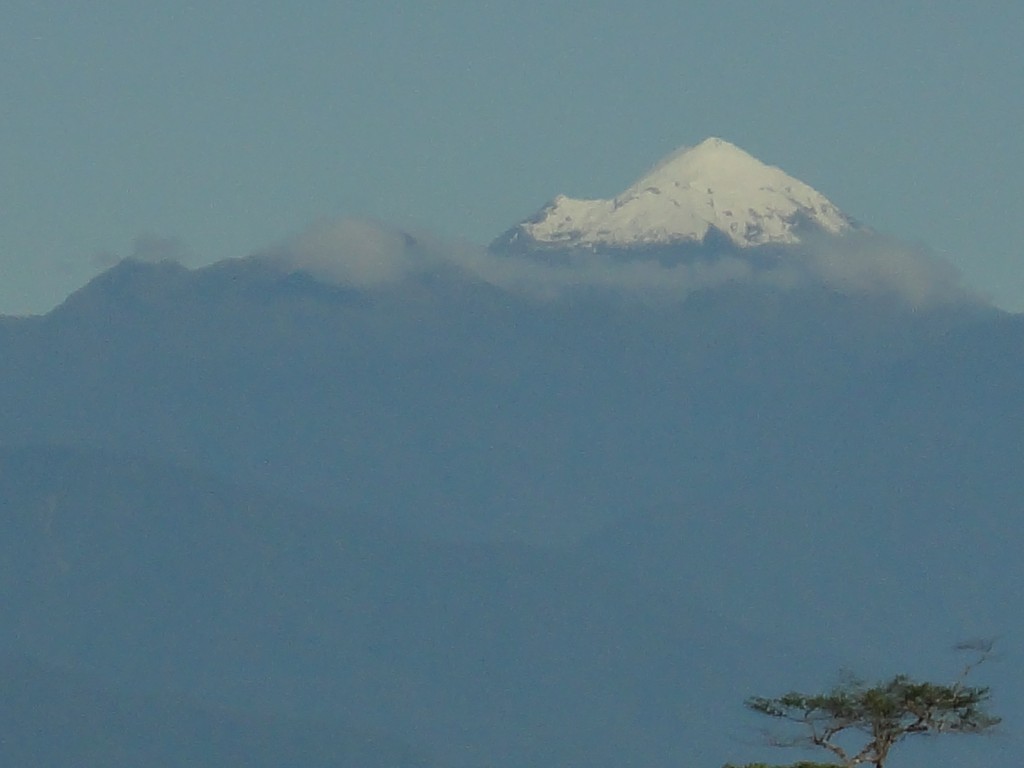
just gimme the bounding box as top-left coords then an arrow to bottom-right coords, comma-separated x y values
791,231 -> 980,308
93,234 -> 193,268
255,217 -> 982,309
258,218 -> 431,288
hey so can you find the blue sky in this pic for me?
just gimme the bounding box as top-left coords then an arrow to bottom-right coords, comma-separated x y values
3,1 -> 1023,314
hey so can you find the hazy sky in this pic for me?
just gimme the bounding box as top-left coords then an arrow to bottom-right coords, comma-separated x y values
3,2 -> 1023,314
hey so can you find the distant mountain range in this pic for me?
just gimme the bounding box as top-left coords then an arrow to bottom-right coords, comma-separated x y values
0,139 -> 1020,767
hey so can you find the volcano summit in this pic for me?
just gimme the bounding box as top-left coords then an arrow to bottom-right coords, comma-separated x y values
492,137 -> 856,253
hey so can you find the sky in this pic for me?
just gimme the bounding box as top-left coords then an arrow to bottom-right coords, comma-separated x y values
3,1 -> 1023,315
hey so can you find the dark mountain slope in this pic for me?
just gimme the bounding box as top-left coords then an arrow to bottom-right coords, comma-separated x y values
0,256 -> 997,542
1,255 -> 1021,767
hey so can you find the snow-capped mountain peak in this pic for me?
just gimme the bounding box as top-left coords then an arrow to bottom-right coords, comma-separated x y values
494,137 -> 854,252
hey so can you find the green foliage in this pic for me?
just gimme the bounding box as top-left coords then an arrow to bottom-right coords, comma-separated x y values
741,643 -> 1000,768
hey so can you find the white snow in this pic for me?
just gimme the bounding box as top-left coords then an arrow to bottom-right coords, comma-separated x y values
511,138 -> 853,249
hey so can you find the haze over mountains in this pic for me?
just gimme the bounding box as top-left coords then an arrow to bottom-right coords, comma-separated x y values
1,139 -> 1020,767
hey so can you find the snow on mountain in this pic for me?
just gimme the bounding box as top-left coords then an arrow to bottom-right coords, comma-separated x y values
494,137 -> 855,252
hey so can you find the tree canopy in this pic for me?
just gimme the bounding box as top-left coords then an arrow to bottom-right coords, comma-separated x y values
736,643 -> 1000,768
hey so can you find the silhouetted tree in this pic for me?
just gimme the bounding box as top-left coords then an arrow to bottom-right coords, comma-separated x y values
733,641 -> 1000,768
